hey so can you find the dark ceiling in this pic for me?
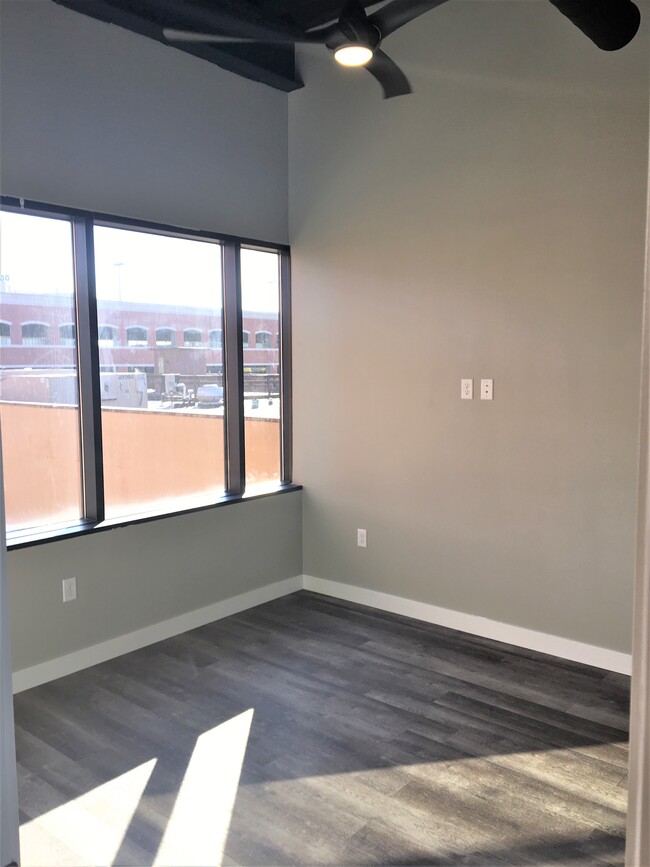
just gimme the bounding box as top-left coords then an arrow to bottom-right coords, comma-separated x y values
51,0 -> 644,97
52,0 -> 380,92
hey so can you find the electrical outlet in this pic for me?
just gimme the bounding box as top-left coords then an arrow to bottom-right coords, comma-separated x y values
481,378 -> 494,400
357,528 -> 367,548
461,379 -> 473,400
62,577 -> 77,603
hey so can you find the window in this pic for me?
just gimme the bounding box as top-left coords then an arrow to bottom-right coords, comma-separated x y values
98,325 -> 119,347
94,225 -> 225,520
255,330 -> 272,349
0,210 -> 83,533
21,321 -> 50,346
126,326 -> 148,346
183,328 -> 202,347
1,199 -> 291,539
241,250 -> 282,488
59,323 -> 76,346
156,327 -> 176,347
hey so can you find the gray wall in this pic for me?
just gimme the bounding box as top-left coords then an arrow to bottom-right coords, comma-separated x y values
8,494 -> 302,672
0,435 -> 19,866
0,0 -> 288,243
2,0 -> 649,670
1,0 -> 301,674
289,0 -> 650,652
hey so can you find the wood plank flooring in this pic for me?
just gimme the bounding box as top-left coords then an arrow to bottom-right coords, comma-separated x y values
14,590 -> 630,866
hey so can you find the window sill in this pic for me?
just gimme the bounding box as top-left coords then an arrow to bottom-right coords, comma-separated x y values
6,483 -> 302,551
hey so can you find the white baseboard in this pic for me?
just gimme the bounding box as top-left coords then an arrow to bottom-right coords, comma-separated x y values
303,575 -> 632,675
14,571 -> 631,692
12,575 -> 303,694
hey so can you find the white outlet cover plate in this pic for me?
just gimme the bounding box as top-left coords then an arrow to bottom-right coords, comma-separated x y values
62,577 -> 77,602
481,379 -> 494,400
461,379 -> 473,400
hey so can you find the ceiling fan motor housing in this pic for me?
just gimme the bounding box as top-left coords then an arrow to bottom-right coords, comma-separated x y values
326,20 -> 381,53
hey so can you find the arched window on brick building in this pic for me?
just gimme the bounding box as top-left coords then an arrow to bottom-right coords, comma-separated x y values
184,328 -> 202,347
156,327 -> 176,347
21,321 -> 50,346
255,330 -> 271,349
126,326 -> 148,347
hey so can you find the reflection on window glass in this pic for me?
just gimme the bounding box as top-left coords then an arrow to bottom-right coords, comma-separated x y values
0,211 -> 83,531
241,248 -> 281,488
93,225 -> 224,519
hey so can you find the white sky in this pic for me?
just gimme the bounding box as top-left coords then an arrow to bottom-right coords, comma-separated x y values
0,212 -> 279,313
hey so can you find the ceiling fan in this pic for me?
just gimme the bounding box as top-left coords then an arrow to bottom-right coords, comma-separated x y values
162,0 -> 641,100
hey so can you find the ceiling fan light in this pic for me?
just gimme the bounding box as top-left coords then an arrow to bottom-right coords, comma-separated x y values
334,44 -> 373,67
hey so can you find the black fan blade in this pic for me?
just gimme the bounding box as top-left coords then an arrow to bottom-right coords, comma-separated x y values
369,0 -> 452,38
365,49 -> 411,98
340,0 -> 369,26
549,0 -> 640,50
163,27 -> 317,44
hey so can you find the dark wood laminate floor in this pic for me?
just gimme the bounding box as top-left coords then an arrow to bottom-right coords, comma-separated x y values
14,591 -> 630,866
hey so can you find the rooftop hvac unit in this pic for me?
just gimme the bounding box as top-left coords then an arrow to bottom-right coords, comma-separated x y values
100,374 -> 118,402
100,372 -> 148,408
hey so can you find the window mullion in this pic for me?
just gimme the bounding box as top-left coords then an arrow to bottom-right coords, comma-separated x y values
73,217 -> 105,523
279,250 -> 293,483
222,242 -> 245,495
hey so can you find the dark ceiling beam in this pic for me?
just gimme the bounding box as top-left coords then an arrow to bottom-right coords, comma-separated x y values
52,0 -> 303,93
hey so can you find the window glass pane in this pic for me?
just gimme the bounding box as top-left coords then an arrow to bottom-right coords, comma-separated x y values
241,248 -> 281,488
93,226 -> 224,519
0,211 -> 83,531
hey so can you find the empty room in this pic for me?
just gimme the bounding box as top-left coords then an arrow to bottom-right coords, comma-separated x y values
1,0 -> 649,865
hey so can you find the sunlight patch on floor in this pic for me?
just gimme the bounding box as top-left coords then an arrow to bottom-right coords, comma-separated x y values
17,726 -> 626,866
153,708 -> 254,867
20,759 -> 156,867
